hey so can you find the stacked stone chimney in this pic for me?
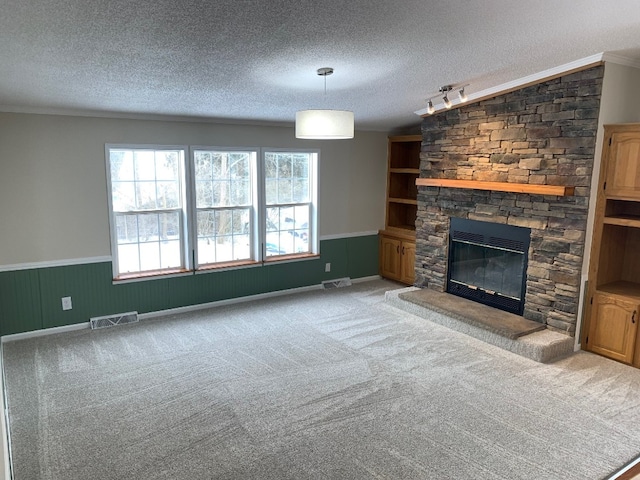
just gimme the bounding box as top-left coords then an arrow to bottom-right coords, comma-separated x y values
415,65 -> 604,335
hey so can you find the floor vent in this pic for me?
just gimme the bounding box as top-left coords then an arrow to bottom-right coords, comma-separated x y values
90,311 -> 139,330
322,277 -> 352,289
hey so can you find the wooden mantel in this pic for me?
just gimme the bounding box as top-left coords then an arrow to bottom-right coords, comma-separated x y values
416,178 -> 575,196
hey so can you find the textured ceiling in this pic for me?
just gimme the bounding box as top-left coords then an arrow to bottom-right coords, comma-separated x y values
1,0 -> 640,132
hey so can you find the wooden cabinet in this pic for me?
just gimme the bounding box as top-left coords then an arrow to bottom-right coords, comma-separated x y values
379,135 -> 421,284
584,124 -> 640,366
379,233 -> 415,284
588,292 -> 638,364
604,130 -> 640,200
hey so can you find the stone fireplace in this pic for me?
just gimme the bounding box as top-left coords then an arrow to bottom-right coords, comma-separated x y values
447,217 -> 530,315
415,65 -> 604,336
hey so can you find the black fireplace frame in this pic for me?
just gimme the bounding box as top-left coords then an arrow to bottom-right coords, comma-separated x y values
446,217 -> 531,316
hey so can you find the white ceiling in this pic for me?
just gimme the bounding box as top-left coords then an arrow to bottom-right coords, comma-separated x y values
2,0 -> 640,132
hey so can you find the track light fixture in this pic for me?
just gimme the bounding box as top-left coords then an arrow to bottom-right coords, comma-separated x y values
426,99 -> 435,115
420,84 -> 470,115
440,85 -> 453,109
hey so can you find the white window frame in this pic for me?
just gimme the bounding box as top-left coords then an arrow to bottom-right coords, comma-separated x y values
189,147 -> 260,269
105,144 -> 319,281
105,145 -> 191,280
260,149 -> 319,261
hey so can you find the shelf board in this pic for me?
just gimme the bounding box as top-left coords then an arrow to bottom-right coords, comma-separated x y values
603,215 -> 640,228
388,197 -> 418,205
416,178 -> 575,196
596,281 -> 640,302
390,168 -> 420,174
606,193 -> 640,202
380,227 -> 416,240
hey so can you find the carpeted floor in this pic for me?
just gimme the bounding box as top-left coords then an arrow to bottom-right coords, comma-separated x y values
4,279 -> 640,479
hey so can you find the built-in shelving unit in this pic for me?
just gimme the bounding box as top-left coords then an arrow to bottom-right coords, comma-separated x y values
584,123 -> 640,367
379,135 -> 421,284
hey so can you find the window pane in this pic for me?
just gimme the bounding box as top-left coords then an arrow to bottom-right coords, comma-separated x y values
118,244 -> 140,273
265,205 -> 310,256
134,181 -> 156,209
160,240 -> 181,268
196,208 -> 250,265
110,150 -> 134,182
159,212 -> 180,241
138,214 -> 159,241
278,179 -> 292,203
194,152 -> 212,180
157,181 -> 179,208
196,180 -> 213,208
116,214 -> 138,244
112,181 -> 136,212
265,178 -> 277,205
134,151 -> 155,181
139,242 -> 160,271
212,180 -> 230,207
231,179 -> 249,205
155,151 -> 179,181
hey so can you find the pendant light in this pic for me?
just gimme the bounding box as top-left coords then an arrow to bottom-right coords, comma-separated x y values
295,67 -> 354,139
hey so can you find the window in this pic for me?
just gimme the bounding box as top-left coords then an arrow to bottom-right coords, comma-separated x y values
194,149 -> 256,266
264,151 -> 312,257
106,145 -> 318,279
107,147 -> 187,277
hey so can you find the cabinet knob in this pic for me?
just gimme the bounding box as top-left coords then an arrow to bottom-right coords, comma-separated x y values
633,310 -> 637,324
402,246 -> 405,255
396,245 -> 400,254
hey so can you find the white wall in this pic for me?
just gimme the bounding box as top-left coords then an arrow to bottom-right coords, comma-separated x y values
0,113 -> 390,266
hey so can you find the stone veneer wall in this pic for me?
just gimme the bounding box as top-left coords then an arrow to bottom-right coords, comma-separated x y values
415,65 -> 604,336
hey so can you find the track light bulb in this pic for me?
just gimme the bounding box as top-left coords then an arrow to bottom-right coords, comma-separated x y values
443,95 -> 452,109
458,88 -> 468,102
426,99 -> 435,114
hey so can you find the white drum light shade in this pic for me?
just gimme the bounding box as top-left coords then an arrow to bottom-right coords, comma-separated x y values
295,109 -> 354,139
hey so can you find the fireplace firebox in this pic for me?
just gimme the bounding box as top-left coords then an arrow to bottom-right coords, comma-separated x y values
447,218 -> 530,315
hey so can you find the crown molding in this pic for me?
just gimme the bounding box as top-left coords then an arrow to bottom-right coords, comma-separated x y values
601,52 -> 640,69
415,53 -> 617,117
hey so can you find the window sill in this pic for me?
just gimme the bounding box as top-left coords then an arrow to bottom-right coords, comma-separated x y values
113,268 -> 193,284
113,254 -> 320,283
263,253 -> 320,264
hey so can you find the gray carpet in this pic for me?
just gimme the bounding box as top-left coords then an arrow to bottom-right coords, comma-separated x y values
4,279 -> 640,480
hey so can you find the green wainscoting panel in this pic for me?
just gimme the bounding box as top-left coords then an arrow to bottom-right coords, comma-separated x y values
319,239 -> 349,280
346,235 -> 379,279
0,235 -> 379,336
0,269 -> 43,336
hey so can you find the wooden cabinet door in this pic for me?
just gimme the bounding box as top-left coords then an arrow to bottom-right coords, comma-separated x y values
588,293 -> 639,364
379,235 -> 401,281
606,131 -> 640,199
400,241 -> 416,285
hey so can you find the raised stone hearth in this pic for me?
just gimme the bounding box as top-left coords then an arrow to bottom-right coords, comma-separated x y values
386,287 -> 575,363
399,288 -> 544,339
415,65 -> 604,337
